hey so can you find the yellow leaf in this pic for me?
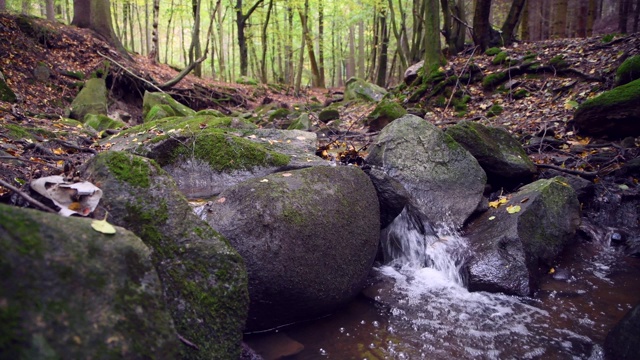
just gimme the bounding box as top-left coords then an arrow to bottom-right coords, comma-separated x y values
259,179 -> 269,183
68,202 -> 83,211
506,205 -> 521,214
488,216 -> 496,221
91,218 -> 116,235
282,173 -> 292,177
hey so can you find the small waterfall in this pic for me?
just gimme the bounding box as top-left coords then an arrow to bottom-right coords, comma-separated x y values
381,204 -> 468,286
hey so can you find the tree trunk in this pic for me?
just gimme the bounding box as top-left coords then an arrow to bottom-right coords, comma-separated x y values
148,0 -> 159,62
375,8 -> 389,87
347,25 -> 356,78
423,0 -> 444,74
357,19 -> 365,79
551,0 -> 568,38
259,0 -> 274,83
317,0 -> 325,87
576,0 -> 588,37
619,0 -> 632,33
190,0 -> 202,77
72,0 -> 131,60
22,0 -> 30,15
519,0 -> 529,40
294,22 -> 305,96
388,0 -> 408,69
472,0 -> 493,51
46,0 -> 56,20
501,0 -> 526,45
164,0 -> 175,63
236,0 -> 266,77
633,0 -> 639,32
216,0 -> 226,81
299,0 -> 321,88
0,0 -> 5,12
284,5 -> 293,85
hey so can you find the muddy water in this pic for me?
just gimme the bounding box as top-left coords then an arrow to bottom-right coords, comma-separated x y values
245,239 -> 640,360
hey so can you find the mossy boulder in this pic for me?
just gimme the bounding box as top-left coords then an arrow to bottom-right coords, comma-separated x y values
0,71 -> 17,103
365,114 -> 487,228
318,108 -> 340,123
80,152 -> 249,360
573,78 -> 640,137
446,120 -> 537,187
236,76 -> 259,86
84,114 -> 126,132
287,113 -> 312,131
604,303 -> 640,359
366,99 -> 407,132
67,78 -> 108,121
482,72 -> 508,89
465,177 -> 581,297
344,77 -> 387,102
0,204 -> 179,359
614,55 -> 640,87
485,47 -> 502,56
486,104 -> 503,117
195,109 -> 226,117
142,91 -> 195,121
202,166 -> 380,331
144,104 -> 176,122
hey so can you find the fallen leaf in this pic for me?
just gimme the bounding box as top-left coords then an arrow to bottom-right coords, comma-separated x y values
506,205 -> 521,214
488,216 -> 496,221
91,217 -> 116,235
282,173 -> 292,177
216,197 -> 226,203
259,179 -> 269,183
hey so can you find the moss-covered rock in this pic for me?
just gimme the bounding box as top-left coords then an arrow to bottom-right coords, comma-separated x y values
573,78 -> 640,137
318,108 -> 340,123
486,104 -> 503,117
446,120 -> 537,187
144,104 -> 176,122
366,99 -> 407,132
344,77 -> 387,102
142,91 -> 195,120
67,78 -> 108,121
203,166 -> 380,331
614,55 -> 640,87
84,114 -> 126,132
485,47 -> 502,56
0,204 -> 179,359
549,55 -> 569,70
195,109 -> 226,117
0,71 -> 17,103
492,51 -> 509,65
81,152 -> 249,360
268,107 -> 291,122
465,177 -> 581,296
236,76 -> 258,86
287,113 -> 312,131
482,72 -> 508,89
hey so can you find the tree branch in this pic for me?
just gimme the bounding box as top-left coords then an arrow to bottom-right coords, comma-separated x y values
0,178 -> 56,213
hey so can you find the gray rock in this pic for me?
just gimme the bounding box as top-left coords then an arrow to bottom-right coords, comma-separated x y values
604,302 -> 640,359
33,64 -> 50,81
344,77 -> 387,102
0,204 -> 178,359
366,114 -> 487,229
364,166 -> 410,229
404,60 -> 424,85
446,120 -> 537,187
67,78 -> 108,121
202,166 -> 380,331
465,177 -> 581,296
81,152 -> 249,360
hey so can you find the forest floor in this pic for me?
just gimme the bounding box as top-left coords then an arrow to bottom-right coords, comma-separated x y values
0,12 -> 639,207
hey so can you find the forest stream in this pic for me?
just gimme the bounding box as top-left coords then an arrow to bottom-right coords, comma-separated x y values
245,210 -> 640,360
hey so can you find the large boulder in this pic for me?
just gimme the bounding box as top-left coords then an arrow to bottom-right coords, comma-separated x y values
365,114 -> 487,229
366,99 -> 407,132
446,120 -> 537,187
81,152 -> 249,360
604,302 -> 640,359
67,78 -> 108,121
201,166 -> 380,331
142,91 -> 195,121
403,60 -> 424,85
364,166 -> 410,229
104,117 -> 328,199
0,204 -> 178,359
344,77 -> 387,102
465,177 -> 581,296
573,78 -> 640,137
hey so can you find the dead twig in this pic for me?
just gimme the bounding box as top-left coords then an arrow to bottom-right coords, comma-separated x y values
177,334 -> 199,350
536,163 -> 598,179
0,178 -> 56,213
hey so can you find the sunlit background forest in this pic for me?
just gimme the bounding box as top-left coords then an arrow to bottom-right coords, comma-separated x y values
1,0 -> 636,88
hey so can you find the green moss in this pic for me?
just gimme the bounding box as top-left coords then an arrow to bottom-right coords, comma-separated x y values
485,47 -> 502,56
578,78 -> 640,110
492,51 -> 509,65
84,114 -> 125,132
0,304 -> 24,357
549,55 -> 568,69
125,201 -> 170,257
601,33 -> 616,43
104,152 -> 152,188
318,108 -> 340,122
486,104 -> 504,117
3,124 -> 33,140
615,55 -> 640,86
0,211 -> 43,256
268,108 -> 290,121
482,72 -> 507,89
513,89 -> 529,99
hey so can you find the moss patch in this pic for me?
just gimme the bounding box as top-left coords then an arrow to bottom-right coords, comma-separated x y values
482,72 -> 508,89
615,55 -> 640,86
577,78 -> 640,110
485,47 -> 502,56
487,104 -> 504,117
103,152 -> 154,188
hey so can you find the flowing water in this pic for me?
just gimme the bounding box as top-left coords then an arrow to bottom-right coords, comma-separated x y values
245,208 -> 640,360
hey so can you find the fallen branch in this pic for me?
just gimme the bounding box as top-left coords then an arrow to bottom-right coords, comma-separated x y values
97,51 -> 164,93
159,54 -> 208,90
0,178 -> 56,213
536,163 -> 598,179
177,334 -> 199,350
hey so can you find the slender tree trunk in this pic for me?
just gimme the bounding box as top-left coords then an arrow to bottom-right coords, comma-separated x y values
135,4 -> 145,54
357,19 -> 365,78
501,0 -> 527,45
216,0 -> 225,81
472,0 -> 493,51
551,0 -> 568,38
45,0 -> 55,20
423,0 -> 444,74
520,0 -> 530,40
236,0 -> 266,77
259,0 -> 274,83
633,0 -> 639,32
0,0 -> 6,12
190,0 -> 202,77
576,0 -> 588,37
619,0 -> 631,33
347,25 -> 356,78
284,5 -> 293,85
375,8 -> 389,87
22,0 -> 30,15
164,0 -> 175,63
149,0 -> 159,62
299,0 -> 321,87
294,25 -> 305,96
388,0 -> 408,69
317,0 -> 325,87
